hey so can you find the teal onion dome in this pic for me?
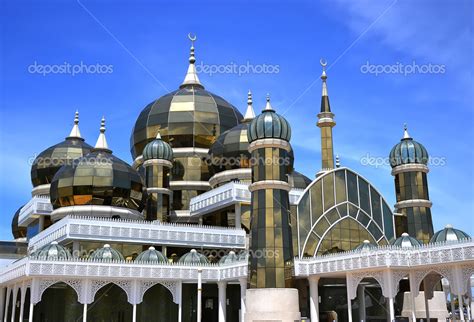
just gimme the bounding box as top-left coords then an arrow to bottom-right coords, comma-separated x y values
178,249 -> 209,264
219,251 -> 239,264
391,233 -> 422,248
389,126 -> 429,168
354,240 -> 377,251
142,132 -> 173,162
247,95 -> 291,143
90,244 -> 124,261
135,246 -> 168,263
430,224 -> 470,243
32,241 -> 72,260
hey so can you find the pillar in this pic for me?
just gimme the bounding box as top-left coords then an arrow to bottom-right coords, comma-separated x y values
309,276 -> 320,322
239,278 -> 246,322
10,288 -> 17,322
467,296 -> 471,322
4,287 -> 10,322
177,282 -> 182,322
28,303 -> 33,322
197,270 -> 202,322
132,304 -> 136,322
18,288 -> 26,322
423,280 -> 430,321
218,281 -> 227,322
235,203 -> 241,229
459,295 -> 465,321
388,297 -> 395,322
357,285 -> 366,322
83,303 -> 87,322
410,291 -> 416,322
346,280 -> 353,322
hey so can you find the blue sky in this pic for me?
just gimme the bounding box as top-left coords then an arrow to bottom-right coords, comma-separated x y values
0,0 -> 472,239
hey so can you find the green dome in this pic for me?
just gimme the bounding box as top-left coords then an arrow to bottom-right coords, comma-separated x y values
430,224 -> 470,243
12,205 -> 27,239
354,240 -> 377,251
389,127 -> 428,168
208,122 -> 251,173
135,246 -> 168,263
32,241 -> 72,260
142,132 -> 173,162
90,244 -> 124,261
178,249 -> 209,264
391,233 -> 422,248
247,96 -> 291,143
219,251 -> 239,264
50,150 -> 145,212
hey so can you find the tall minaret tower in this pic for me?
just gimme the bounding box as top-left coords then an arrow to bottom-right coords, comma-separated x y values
317,59 -> 336,172
389,125 -> 434,243
245,95 -> 300,320
142,130 -> 174,222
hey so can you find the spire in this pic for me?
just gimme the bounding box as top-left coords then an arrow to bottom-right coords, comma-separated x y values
94,117 -> 111,152
320,58 -> 331,113
403,123 -> 412,140
155,129 -> 162,140
67,110 -> 82,139
180,33 -> 203,89
263,93 -> 274,112
242,90 -> 256,122
335,154 -> 340,168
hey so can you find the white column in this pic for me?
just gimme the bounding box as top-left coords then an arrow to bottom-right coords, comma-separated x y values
28,303 -> 33,322
388,297 -> 395,322
235,203 -> 241,229
357,285 -> 366,322
218,281 -> 227,322
197,270 -> 202,322
18,288 -> 26,322
132,304 -> 137,322
10,288 -> 17,322
346,278 -> 353,322
177,282 -> 182,322
459,295 -> 465,321
309,276 -> 320,322
3,287 -> 10,322
0,288 -> 5,322
239,278 -> 246,322
82,303 -> 87,322
467,296 -> 471,322
451,293 -> 456,319
410,291 -> 416,322
162,246 -> 167,257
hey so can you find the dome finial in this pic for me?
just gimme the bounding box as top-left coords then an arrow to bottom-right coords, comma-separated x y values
94,116 -> 110,151
264,93 -> 274,111
156,129 -> 162,140
403,123 -> 411,139
335,154 -> 340,168
67,110 -> 82,139
320,58 -> 331,113
243,90 -> 256,122
180,33 -> 203,88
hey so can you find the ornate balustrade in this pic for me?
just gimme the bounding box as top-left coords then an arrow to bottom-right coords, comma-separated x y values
28,216 -> 246,252
18,195 -> 53,226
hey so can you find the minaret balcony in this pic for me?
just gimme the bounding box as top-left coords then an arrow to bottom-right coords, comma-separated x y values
18,195 -> 53,227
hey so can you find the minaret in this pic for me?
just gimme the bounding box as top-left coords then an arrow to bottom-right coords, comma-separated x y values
316,59 -> 336,171
389,124 -> 433,243
180,33 -> 204,89
142,130 -> 174,222
247,94 -> 294,288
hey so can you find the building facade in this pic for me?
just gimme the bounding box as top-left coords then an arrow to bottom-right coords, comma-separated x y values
0,36 -> 473,322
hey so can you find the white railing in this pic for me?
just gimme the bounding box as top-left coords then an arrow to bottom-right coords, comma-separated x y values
190,182 -> 305,215
18,195 -> 53,226
0,257 -> 247,284
28,216 -> 246,252
294,239 -> 474,276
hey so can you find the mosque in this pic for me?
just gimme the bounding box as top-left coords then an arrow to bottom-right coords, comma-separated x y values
0,36 -> 473,322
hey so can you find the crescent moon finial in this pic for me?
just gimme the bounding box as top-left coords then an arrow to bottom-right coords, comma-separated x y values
188,33 -> 197,43
320,58 -> 327,68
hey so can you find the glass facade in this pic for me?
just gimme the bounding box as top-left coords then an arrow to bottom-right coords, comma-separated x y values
296,168 -> 395,257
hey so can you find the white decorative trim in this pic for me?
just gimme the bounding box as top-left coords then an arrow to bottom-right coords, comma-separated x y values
248,138 -> 291,153
209,169 -> 251,188
391,163 -> 429,175
31,184 -> 51,197
50,205 -> 144,222
143,159 -> 173,168
132,155 -> 144,169
248,180 -> 291,192
395,199 -> 432,209
146,187 -> 172,195
172,148 -> 209,157
170,181 -> 210,189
